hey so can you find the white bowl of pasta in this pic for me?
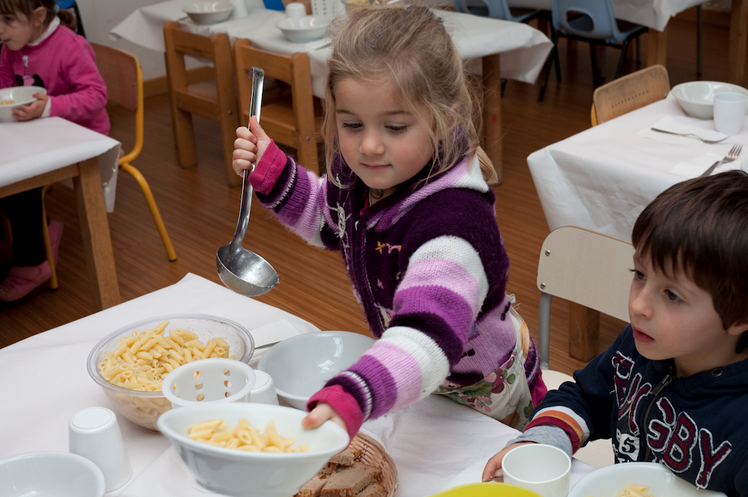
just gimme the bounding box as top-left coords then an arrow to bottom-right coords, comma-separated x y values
567,462 -> 727,497
0,86 -> 46,122
87,314 -> 255,430
157,403 -> 349,497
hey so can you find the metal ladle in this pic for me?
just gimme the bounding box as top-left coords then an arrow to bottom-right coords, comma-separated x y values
216,67 -> 279,296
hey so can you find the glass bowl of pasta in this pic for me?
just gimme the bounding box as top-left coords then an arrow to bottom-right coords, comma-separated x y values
87,314 -> 255,430
0,86 -> 47,123
157,403 -> 349,497
567,462 -> 727,497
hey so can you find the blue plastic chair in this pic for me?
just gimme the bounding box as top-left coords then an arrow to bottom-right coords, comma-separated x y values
455,0 -> 544,24
538,0 -> 647,101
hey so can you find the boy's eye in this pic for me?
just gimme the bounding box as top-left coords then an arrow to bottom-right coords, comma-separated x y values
630,268 -> 645,281
664,290 -> 682,303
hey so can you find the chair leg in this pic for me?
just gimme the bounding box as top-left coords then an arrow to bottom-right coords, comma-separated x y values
172,108 -> 199,169
614,39 -> 631,80
589,43 -> 600,86
550,26 -> 561,81
538,292 -> 552,370
120,163 -> 178,262
40,184 -> 57,290
696,5 -> 703,75
297,140 -> 320,176
538,34 -> 559,101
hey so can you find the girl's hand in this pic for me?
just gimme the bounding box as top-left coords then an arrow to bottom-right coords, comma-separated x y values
482,442 -> 535,482
301,402 -> 347,433
232,116 -> 272,176
12,93 -> 49,121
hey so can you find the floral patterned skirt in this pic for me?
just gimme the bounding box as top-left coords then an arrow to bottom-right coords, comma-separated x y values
436,306 -> 534,431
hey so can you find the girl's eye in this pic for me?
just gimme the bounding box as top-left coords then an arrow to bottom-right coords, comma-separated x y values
386,125 -> 408,133
630,268 -> 645,281
341,122 -> 362,130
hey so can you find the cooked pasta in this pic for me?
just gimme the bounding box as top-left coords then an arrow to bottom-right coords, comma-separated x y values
588,484 -> 655,497
0,99 -> 15,105
189,418 -> 310,453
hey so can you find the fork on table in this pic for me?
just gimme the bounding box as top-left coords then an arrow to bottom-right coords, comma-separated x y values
650,127 -> 729,144
698,144 -> 743,178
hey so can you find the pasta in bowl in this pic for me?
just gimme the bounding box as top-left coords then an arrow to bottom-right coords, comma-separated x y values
87,314 -> 255,430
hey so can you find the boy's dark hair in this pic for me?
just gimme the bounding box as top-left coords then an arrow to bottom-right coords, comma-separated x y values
632,170 -> 748,351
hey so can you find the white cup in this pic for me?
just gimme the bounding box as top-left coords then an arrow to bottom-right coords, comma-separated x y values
502,444 -> 571,497
285,2 -> 307,18
230,0 -> 248,18
69,407 -> 132,492
249,369 -> 279,405
714,92 -> 747,135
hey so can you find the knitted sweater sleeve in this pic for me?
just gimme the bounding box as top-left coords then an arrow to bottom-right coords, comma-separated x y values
312,233 -> 491,435
253,141 -> 340,251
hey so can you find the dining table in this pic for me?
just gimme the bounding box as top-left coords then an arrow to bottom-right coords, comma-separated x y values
507,0 -> 748,86
0,272 -> 598,496
0,117 -> 122,310
110,0 -> 554,185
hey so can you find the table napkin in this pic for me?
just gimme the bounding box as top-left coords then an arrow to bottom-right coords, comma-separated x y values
637,116 -> 727,146
670,152 -> 725,178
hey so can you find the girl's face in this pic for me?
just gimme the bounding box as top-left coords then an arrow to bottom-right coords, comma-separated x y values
334,75 -> 435,201
0,8 -> 46,51
628,251 -> 748,377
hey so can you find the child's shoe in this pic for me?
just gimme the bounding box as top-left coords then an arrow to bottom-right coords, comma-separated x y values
0,261 -> 53,302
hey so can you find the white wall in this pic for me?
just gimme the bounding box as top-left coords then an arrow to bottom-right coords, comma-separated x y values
77,0 -> 167,80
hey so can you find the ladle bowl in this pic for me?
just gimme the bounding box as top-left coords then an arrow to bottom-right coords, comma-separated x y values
216,67 -> 279,297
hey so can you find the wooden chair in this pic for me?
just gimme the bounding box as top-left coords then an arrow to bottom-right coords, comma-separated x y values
42,43 -> 177,290
164,21 -> 240,186
536,226 -> 634,369
591,64 -> 670,126
233,39 -> 323,174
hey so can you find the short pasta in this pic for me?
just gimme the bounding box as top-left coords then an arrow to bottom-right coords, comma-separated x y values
588,484 -> 655,497
188,418 -> 310,453
98,320 -> 237,392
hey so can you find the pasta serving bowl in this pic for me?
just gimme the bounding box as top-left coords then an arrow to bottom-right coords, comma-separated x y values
87,314 -> 254,430
0,86 -> 46,123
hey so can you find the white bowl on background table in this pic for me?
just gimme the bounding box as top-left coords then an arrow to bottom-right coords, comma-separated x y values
0,451 -> 106,497
183,1 -> 234,24
257,330 -> 375,409
0,86 -> 46,123
276,15 -> 330,43
567,462 -> 726,497
671,81 -> 748,119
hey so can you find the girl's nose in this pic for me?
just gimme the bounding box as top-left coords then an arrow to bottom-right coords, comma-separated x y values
360,130 -> 384,156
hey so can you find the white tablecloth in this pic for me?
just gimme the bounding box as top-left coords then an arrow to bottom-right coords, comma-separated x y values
507,0 -> 707,32
0,117 -> 121,212
527,95 -> 748,243
110,1 -> 553,97
0,273 -> 596,496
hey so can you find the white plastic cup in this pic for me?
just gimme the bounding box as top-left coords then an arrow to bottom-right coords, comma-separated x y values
231,0 -> 248,18
285,2 -> 307,18
714,92 -> 747,135
502,444 -> 571,497
249,369 -> 279,405
69,407 -> 132,492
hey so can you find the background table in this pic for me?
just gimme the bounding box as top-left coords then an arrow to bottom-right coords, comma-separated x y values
0,117 -> 122,310
527,95 -> 748,243
0,273 -> 596,496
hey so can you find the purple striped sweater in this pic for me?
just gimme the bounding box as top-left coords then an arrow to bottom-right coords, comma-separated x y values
254,141 -> 542,435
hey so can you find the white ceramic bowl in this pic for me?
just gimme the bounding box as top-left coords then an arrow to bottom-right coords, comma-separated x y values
183,1 -> 234,24
275,16 -> 330,43
87,313 -> 255,430
0,86 -> 47,123
0,451 -> 105,497
258,330 -> 375,409
671,81 -> 748,119
157,403 -> 349,497
568,462 -> 727,497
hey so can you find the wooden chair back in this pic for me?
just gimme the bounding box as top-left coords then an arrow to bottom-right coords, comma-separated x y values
536,226 -> 634,369
592,64 -> 670,125
163,21 -> 240,186
233,38 -> 322,174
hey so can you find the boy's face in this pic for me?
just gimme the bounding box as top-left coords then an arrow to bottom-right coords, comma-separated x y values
628,251 -> 748,377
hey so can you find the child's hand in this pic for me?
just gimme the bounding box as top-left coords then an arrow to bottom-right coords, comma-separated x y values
301,402 -> 348,433
232,116 -> 272,177
12,92 -> 48,121
482,442 -> 536,482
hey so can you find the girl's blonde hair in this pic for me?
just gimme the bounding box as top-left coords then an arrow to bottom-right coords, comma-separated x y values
322,5 -> 496,187
0,0 -> 77,33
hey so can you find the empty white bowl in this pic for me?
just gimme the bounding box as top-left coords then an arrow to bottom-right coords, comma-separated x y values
0,451 -> 106,497
568,462 -> 727,497
257,331 -> 375,409
671,81 -> 748,119
157,403 -> 349,497
276,16 -> 330,43
0,86 -> 46,123
183,1 -> 234,24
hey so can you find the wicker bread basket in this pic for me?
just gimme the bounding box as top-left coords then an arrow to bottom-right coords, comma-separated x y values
349,432 -> 399,497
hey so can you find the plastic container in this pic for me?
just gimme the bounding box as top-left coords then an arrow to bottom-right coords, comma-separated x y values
163,358 -> 257,408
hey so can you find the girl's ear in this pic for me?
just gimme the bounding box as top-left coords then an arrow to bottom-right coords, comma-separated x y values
31,6 -> 47,26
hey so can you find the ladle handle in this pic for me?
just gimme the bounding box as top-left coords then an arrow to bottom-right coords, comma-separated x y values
230,67 -> 265,253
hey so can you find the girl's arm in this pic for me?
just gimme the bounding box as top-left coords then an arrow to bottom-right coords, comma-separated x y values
48,40 -> 107,124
